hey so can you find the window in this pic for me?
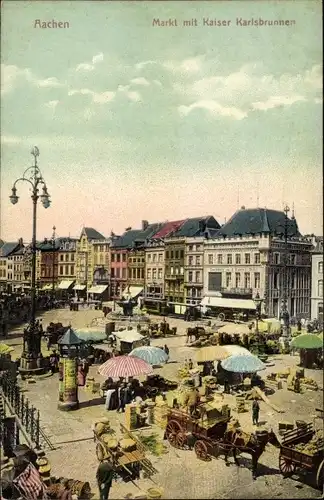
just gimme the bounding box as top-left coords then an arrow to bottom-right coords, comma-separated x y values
217,254 -> 222,265
170,251 -> 174,259
147,269 -> 151,280
180,267 -> 184,275
195,271 -> 201,283
122,253 -> 126,262
208,254 -> 213,265
254,272 -> 261,289
175,268 -> 179,275
175,251 -> 179,259
227,254 -> 232,265
153,254 -> 156,263
116,268 -> 120,278
235,273 -> 241,287
188,271 -> 193,282
318,302 -> 323,317
254,253 -> 261,264
319,262 -> 323,274
235,254 -> 241,265
188,245 -> 193,251
117,254 -> 121,263
152,269 -> 157,280
188,256 -> 193,266
158,254 -> 163,262
290,254 -> 296,265
225,272 -> 231,287
122,268 -> 126,279
158,269 -> 162,279
318,280 -> 323,297
60,255 -> 64,261
111,254 -> 115,262
60,265 -> 63,275
70,265 -> 74,275
147,254 -> 151,263
196,256 -> 201,266
244,272 -> 251,288
170,267 -> 174,275
165,251 -> 169,259
273,272 -> 279,289
64,265 -> 68,275
208,272 -> 222,291
244,253 -> 250,264
273,253 -> 280,265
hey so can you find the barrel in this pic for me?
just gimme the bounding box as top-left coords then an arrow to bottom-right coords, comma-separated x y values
105,322 -> 115,336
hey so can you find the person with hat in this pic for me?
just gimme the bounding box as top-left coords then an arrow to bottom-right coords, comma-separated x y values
96,461 -> 115,500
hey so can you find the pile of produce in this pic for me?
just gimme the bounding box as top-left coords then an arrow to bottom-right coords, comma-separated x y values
139,433 -> 168,456
300,377 -> 318,390
177,367 -> 190,379
293,430 -> 324,455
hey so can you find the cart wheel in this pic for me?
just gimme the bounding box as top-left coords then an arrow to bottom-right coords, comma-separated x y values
166,420 -> 183,448
175,432 -> 188,450
194,440 -> 211,462
316,459 -> 324,489
279,455 -> 296,477
96,443 -> 105,462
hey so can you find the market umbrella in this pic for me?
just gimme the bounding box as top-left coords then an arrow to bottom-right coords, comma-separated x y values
74,328 -> 106,343
98,355 -> 153,379
221,354 -> 266,373
129,346 -> 169,365
0,343 -> 14,355
196,345 -> 229,362
291,333 -> 323,350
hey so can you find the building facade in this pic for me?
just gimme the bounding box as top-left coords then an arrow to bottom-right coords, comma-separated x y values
164,216 -> 220,304
145,241 -> 165,299
310,237 -> 323,322
57,237 -> 77,291
184,237 -> 204,306
75,227 -> 105,288
39,239 -> 60,292
0,241 -> 24,292
92,237 -> 113,296
203,208 -> 313,319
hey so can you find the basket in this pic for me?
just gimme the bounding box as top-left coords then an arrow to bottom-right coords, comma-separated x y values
119,438 -> 136,451
147,487 -> 163,499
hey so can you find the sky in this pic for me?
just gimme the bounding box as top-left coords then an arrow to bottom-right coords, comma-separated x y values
1,0 -> 322,242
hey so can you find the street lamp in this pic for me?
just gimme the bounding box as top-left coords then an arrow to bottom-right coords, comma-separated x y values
51,225 -> 56,302
10,146 -> 51,375
253,292 -> 264,356
279,205 -> 291,352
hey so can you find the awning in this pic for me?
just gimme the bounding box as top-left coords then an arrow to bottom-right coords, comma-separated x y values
87,285 -> 108,295
114,330 -> 144,343
201,296 -> 256,310
58,280 -> 74,290
73,284 -> 86,291
122,286 -> 143,299
41,284 -> 52,291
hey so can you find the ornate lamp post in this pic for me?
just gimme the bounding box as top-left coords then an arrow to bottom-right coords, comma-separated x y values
10,147 -> 51,375
57,328 -> 81,411
51,225 -> 56,302
253,292 -> 264,355
279,205 -> 291,352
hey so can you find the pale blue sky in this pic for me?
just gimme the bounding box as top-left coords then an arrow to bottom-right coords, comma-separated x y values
1,0 -> 322,241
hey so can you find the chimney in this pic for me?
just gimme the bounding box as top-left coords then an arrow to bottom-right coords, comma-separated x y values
142,220 -> 149,231
18,237 -> 23,247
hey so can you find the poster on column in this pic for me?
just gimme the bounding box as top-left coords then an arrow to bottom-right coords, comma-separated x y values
63,358 -> 77,389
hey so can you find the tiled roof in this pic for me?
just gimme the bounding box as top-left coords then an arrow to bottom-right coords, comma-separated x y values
0,242 -> 20,257
134,223 -> 163,241
217,208 -> 301,238
111,230 -> 143,249
172,216 -> 221,237
37,240 -> 61,251
10,246 -> 25,256
152,220 -> 185,239
83,227 -> 105,240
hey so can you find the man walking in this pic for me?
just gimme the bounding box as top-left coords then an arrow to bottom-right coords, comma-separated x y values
252,398 -> 260,426
96,461 -> 114,500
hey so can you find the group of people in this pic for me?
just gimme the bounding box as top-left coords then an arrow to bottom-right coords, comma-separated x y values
102,377 -> 138,412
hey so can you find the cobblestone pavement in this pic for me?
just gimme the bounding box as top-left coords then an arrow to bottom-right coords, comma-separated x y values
4,308 -> 324,499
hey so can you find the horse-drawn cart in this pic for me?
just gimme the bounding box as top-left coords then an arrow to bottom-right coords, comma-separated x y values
164,403 -> 231,461
279,423 -> 324,489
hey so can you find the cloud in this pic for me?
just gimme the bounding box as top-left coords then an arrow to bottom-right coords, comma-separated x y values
252,95 -> 307,111
45,100 -> 59,109
127,91 -> 141,102
1,135 -> 22,145
92,91 -> 115,104
130,77 -> 150,86
1,64 -> 64,94
75,52 -> 104,72
164,56 -> 204,74
178,100 -> 247,120
92,53 -> 104,64
135,60 -> 157,71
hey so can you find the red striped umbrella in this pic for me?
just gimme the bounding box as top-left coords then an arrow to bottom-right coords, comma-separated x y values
98,355 -> 153,379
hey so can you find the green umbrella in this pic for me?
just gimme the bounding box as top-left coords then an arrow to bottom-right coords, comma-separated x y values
291,333 -> 323,350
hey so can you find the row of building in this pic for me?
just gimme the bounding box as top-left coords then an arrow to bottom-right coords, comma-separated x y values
0,207 -> 323,321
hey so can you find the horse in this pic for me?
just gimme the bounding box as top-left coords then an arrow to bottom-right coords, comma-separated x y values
186,326 -> 203,343
221,427 -> 281,479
